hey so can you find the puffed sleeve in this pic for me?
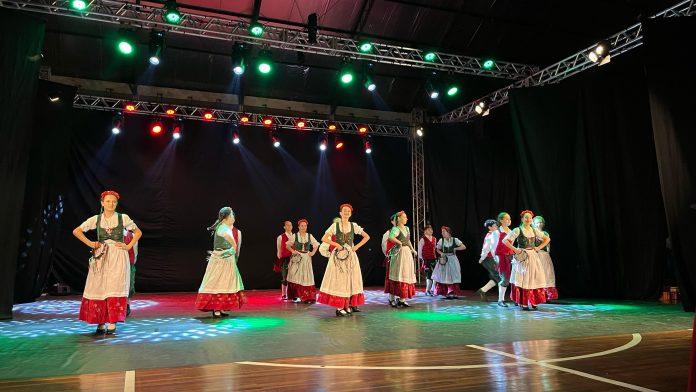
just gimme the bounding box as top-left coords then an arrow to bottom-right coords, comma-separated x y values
310,234 -> 320,247
454,238 -> 463,247
324,224 -> 337,236
506,228 -> 520,243
436,238 -> 443,250
352,223 -> 364,235
121,214 -> 139,231
79,215 -> 98,232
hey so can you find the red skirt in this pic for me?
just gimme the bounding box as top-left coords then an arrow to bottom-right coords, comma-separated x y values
434,282 -> 461,296
287,282 -> 317,302
317,292 -> 365,308
383,259 -> 390,293
79,297 -> 128,324
195,292 -> 247,311
497,254 -> 512,281
273,259 -> 282,273
510,285 -> 558,307
386,279 -> 416,299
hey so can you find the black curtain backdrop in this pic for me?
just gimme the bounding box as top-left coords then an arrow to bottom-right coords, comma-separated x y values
425,110 -> 522,289
14,81 -> 76,304
51,112 -> 410,292
508,54 -> 667,299
644,18 -> 696,312
0,10 -> 45,319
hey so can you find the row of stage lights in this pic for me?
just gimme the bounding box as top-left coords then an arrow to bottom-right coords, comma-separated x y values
67,0 -> 493,98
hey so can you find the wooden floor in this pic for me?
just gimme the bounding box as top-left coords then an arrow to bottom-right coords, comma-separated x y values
0,329 -> 690,391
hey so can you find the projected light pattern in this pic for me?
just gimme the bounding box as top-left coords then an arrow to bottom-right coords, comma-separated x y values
12,300 -> 158,315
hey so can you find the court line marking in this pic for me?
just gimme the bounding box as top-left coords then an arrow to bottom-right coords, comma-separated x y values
467,341 -> 656,392
124,370 -> 135,392
235,333 -> 642,371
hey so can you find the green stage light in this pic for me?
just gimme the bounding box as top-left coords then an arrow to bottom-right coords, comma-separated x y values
117,39 -> 134,55
249,22 -> 264,37
70,0 -> 87,11
482,59 -> 496,70
164,1 -> 181,24
340,71 -> 354,84
358,41 -> 373,53
446,86 -> 458,96
424,51 -> 436,62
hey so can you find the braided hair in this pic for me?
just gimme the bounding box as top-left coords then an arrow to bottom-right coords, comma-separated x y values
207,207 -> 234,236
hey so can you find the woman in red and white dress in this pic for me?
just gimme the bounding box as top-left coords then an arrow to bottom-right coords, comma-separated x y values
286,219 -> 320,303
318,203 -> 370,317
495,212 -> 515,307
195,207 -> 246,317
386,211 -> 418,307
503,210 -> 558,310
72,190 -> 142,335
431,226 -> 466,299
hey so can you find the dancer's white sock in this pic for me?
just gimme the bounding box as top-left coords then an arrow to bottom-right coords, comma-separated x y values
481,280 -> 496,292
498,285 -> 507,302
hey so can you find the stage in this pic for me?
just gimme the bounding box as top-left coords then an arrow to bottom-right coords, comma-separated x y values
0,289 -> 692,391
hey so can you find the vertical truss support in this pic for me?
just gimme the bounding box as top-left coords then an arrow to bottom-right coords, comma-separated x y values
410,109 -> 427,283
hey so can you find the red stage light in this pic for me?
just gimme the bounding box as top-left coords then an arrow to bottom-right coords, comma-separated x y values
203,112 -> 214,120
335,141 -> 344,149
296,119 -> 306,129
358,125 -> 368,133
150,122 -> 163,135
125,103 -> 136,112
263,117 -> 273,126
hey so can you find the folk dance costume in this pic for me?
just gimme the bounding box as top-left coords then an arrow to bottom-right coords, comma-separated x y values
195,223 -> 246,314
475,223 -> 508,307
275,230 -> 293,300
381,229 -> 395,292
318,222 -> 366,314
124,229 -> 138,316
506,227 -> 558,308
495,228 -> 514,288
418,233 -> 438,296
385,226 -> 417,306
432,237 -> 464,298
77,213 -> 138,329
286,232 -> 319,303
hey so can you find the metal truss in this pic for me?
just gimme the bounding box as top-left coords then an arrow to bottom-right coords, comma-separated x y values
410,110 -> 427,283
0,0 -> 537,79
72,94 -> 410,137
433,0 -> 694,123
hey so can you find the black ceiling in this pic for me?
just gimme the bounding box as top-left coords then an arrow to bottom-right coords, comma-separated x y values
32,0 -> 678,115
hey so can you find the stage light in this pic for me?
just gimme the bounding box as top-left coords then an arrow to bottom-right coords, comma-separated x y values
272,136 -> 281,148
249,22 -> 264,37
150,120 -> 164,136
172,121 -> 182,140
263,116 -> 273,126
231,42 -> 247,76
203,111 -> 214,120
239,114 -> 250,124
447,86 -> 459,96
118,40 -> 134,55
125,103 -> 136,112
70,0 -> 87,11
358,40 -> 373,53
334,136 -> 344,150
295,119 -> 306,129
327,122 -> 337,131
116,29 -> 136,56
429,90 -> 439,99
48,94 -> 60,102
164,0 -> 181,25
257,50 -> 273,75
365,78 -> 376,92
588,41 -> 611,65
149,30 -> 165,66
319,135 -> 328,151
424,51 -> 437,62
416,126 -> 424,137
340,70 -> 354,84
481,59 -> 496,70
232,132 -> 240,144
307,13 -> 318,44
111,114 -> 123,135
364,140 -> 372,154
475,101 -> 490,116
165,108 -> 176,116
358,125 -> 368,134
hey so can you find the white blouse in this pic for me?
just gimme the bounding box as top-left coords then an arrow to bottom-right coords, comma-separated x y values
79,213 -> 138,232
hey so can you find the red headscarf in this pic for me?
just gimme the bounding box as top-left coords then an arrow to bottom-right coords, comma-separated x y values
297,218 -> 308,226
441,226 -> 452,234
339,203 -> 353,212
520,210 -> 535,218
100,190 -> 120,200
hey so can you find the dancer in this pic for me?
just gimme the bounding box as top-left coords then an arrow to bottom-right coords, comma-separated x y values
533,216 -> 550,252
124,229 -> 138,316
195,207 -> 246,317
72,190 -> 142,335
382,214 -> 397,297
386,211 -> 418,307
286,219 -> 319,303
275,221 -> 294,301
475,219 -> 504,305
503,210 -> 558,310
418,225 -> 438,296
318,203 -> 370,316
495,212 -> 514,307
432,226 -> 466,299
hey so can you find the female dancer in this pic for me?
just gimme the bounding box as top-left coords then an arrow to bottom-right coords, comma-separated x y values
418,225 -> 438,296
72,190 -> 142,335
286,219 -> 319,303
386,211 -> 418,307
533,216 -> 550,252
382,214 -> 397,299
503,210 -> 558,310
495,212 -> 514,307
195,207 -> 246,317
475,219 -> 503,305
275,221 -> 294,301
432,226 -> 466,299
319,204 -> 370,316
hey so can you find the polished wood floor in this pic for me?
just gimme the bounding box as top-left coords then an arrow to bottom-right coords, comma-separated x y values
0,329 -> 690,391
